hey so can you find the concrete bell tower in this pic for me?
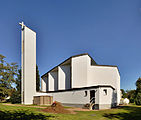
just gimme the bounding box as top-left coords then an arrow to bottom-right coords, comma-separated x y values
19,22 -> 36,104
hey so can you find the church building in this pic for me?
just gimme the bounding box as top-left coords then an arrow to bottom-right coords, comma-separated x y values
40,53 -> 120,109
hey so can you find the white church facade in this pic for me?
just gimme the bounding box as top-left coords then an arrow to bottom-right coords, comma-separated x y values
40,53 -> 120,109
20,23 -> 120,110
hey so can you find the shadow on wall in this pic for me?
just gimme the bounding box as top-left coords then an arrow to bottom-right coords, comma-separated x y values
60,65 -> 71,89
0,110 -> 54,120
111,90 -> 117,108
50,72 -> 58,91
103,106 -> 141,120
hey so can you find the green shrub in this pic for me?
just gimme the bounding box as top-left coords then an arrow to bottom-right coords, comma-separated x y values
130,98 -> 135,103
10,91 -> 21,104
135,93 -> 141,105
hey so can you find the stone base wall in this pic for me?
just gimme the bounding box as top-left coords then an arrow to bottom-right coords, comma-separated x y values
98,104 -> 112,109
94,104 -> 117,110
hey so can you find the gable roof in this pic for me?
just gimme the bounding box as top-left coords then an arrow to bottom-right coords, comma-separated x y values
41,53 -> 96,78
41,53 -> 119,78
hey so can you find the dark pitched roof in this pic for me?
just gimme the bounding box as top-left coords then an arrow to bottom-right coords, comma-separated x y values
41,53 -> 119,78
92,64 -> 117,67
41,53 -> 96,78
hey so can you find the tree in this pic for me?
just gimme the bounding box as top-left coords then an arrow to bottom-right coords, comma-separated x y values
0,54 -> 18,102
15,69 -> 21,93
10,69 -> 21,104
126,90 -> 136,103
135,93 -> 141,105
15,65 -> 40,92
121,89 -> 136,103
121,89 -> 126,98
36,65 -> 40,92
10,64 -> 40,103
136,77 -> 141,92
135,77 -> 141,105
10,89 -> 21,104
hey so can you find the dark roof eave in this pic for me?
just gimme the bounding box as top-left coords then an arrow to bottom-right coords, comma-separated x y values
92,65 -> 117,67
41,53 -> 119,78
39,85 -> 115,93
41,53 -> 97,78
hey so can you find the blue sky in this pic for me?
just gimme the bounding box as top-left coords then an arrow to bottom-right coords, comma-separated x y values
0,0 -> 141,90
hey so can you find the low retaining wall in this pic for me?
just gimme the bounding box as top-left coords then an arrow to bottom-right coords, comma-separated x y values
33,96 -> 53,105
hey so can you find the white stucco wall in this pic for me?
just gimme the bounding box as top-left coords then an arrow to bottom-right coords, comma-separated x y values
116,72 -> 120,105
95,87 -> 100,104
71,55 -> 89,88
88,66 -> 118,88
47,89 -> 93,104
40,54 -> 120,107
58,65 -> 71,90
87,66 -> 120,104
48,73 -> 54,91
22,26 -> 36,104
99,87 -> 113,105
58,66 -> 65,90
37,86 -> 114,109
37,87 -> 107,105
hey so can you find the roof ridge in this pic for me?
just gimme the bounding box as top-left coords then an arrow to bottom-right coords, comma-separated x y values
41,53 -> 93,77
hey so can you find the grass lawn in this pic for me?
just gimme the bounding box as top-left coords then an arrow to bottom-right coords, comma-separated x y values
0,103 -> 141,120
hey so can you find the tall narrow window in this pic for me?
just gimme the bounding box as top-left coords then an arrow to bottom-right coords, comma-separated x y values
103,89 -> 107,95
84,91 -> 87,97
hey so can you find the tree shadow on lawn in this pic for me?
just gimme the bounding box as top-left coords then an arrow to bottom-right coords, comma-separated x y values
0,109 -> 55,120
103,106 -> 141,120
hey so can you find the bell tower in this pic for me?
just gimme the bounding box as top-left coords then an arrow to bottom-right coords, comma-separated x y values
19,22 -> 36,104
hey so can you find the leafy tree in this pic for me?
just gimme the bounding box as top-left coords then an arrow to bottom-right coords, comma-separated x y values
10,88 -> 21,104
0,54 -> 18,102
126,90 -> 136,103
36,65 -> 40,92
136,77 -> 141,92
10,64 -> 40,103
121,89 -> 136,103
135,78 -> 141,105
10,69 -> 21,104
135,93 -> 141,105
15,69 -> 21,93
